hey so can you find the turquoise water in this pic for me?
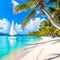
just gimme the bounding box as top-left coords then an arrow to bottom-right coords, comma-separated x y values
0,36 -> 41,59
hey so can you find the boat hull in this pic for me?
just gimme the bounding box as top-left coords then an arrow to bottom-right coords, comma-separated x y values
8,36 -> 17,47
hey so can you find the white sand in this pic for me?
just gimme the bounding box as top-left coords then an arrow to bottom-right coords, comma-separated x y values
19,37 -> 60,60
2,37 -> 60,60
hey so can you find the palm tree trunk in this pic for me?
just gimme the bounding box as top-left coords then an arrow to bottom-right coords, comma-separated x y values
41,8 -> 60,29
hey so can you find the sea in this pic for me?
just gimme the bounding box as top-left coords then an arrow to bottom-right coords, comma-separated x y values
0,36 -> 41,60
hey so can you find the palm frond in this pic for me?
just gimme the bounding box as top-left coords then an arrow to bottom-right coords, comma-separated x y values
48,7 -> 58,14
40,10 -> 45,15
57,1 -> 60,9
14,3 -> 35,13
59,1 -> 60,8
21,9 -> 36,29
47,0 -> 57,4
24,0 -> 36,3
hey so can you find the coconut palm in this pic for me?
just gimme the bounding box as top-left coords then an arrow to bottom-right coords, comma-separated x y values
48,0 -> 60,22
40,19 -> 57,37
14,0 -> 60,29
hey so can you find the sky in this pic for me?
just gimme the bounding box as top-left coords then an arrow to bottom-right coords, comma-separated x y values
0,0 -> 49,34
0,0 -> 46,23
15,18 -> 45,34
0,0 -> 25,23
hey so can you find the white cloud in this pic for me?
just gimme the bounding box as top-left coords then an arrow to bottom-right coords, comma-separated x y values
0,18 -> 10,33
36,11 -> 40,14
12,0 -> 19,14
15,18 -> 45,34
0,18 -> 46,34
12,0 -> 19,6
15,23 -> 23,33
24,18 -> 41,33
25,20 -> 34,32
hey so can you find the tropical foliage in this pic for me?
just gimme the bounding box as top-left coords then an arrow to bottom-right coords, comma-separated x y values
21,10 -> 36,28
14,0 -> 60,36
28,19 -> 60,36
55,29 -> 60,36
14,0 -> 60,29
48,0 -> 60,24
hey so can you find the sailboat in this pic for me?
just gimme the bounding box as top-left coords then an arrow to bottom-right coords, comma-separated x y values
8,20 -> 17,47
10,20 -> 17,36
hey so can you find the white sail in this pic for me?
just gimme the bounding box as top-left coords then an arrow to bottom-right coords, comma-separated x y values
9,20 -> 17,47
10,20 -> 17,35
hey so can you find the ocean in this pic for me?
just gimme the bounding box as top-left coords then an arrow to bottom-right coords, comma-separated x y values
0,36 -> 41,59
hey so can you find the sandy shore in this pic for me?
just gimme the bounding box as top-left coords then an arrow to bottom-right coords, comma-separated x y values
2,37 -> 60,60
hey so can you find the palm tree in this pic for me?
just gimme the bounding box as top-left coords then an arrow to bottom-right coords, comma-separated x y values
48,0 -> 60,22
14,0 -> 60,29
40,20 -> 52,29
40,19 -> 57,37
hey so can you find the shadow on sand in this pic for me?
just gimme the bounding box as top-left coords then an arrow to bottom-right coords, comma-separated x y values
45,53 -> 60,60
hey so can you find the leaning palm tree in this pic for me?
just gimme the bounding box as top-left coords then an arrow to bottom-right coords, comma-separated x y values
47,0 -> 60,22
14,0 -> 60,29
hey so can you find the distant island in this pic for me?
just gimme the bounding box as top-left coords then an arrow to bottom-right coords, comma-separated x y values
0,32 -> 9,36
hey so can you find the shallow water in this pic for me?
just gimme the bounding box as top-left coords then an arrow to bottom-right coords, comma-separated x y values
0,36 -> 41,59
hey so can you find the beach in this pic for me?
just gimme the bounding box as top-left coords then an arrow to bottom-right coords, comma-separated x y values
2,37 -> 60,60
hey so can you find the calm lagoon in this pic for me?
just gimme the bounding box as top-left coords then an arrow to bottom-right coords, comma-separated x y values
0,36 -> 41,59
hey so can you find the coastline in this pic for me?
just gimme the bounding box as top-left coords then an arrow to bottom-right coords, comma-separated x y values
1,37 -> 60,60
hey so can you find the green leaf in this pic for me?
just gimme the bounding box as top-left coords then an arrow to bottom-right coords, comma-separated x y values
40,10 -> 45,15
21,9 -> 36,29
48,7 -> 57,14
14,3 -> 35,13
24,0 -> 36,3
